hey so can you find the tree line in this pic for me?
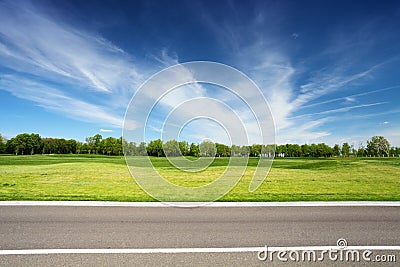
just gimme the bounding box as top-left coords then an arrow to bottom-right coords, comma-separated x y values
0,133 -> 399,158
0,133 -> 123,156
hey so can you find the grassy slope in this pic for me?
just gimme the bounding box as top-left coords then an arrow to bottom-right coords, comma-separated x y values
0,155 -> 399,201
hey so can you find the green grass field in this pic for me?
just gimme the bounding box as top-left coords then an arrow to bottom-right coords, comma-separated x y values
0,154 -> 399,201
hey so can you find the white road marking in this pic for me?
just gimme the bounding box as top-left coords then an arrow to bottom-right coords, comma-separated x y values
0,201 -> 399,207
0,246 -> 399,255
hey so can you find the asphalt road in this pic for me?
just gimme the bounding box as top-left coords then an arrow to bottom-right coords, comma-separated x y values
0,205 -> 399,266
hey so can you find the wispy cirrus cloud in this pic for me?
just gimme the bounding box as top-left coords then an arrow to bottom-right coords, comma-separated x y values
100,129 -> 114,133
0,1 -> 141,95
1,0 -> 398,147
258,58 -> 389,144
293,62 -> 383,109
151,49 -> 179,67
199,3 -> 396,145
290,102 -> 388,119
0,0 -> 146,128
300,85 -> 400,109
0,75 -> 124,128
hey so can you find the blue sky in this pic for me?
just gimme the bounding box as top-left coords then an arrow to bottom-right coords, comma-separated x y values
0,0 -> 399,146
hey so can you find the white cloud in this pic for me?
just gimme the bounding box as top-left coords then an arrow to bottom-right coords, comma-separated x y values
291,102 -> 387,119
136,61 -> 276,146
148,125 -> 164,133
0,1 -> 142,96
1,1 -> 396,147
0,0 -> 146,124
301,85 -> 399,109
293,65 -> 378,109
217,14 -> 393,145
228,44 -> 391,145
100,129 -> 113,133
152,49 -> 179,67
345,97 -> 356,102
0,75 -> 124,128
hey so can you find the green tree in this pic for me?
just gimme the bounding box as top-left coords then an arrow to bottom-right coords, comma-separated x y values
0,134 -> 7,154
100,137 -> 114,155
276,144 -> 286,157
57,139 -> 67,153
115,137 -> 123,155
301,144 -> 311,157
215,143 -> 230,157
42,138 -> 56,154
241,145 -> 250,156
123,140 -> 136,156
341,142 -> 350,157
351,145 -> 358,157
76,141 -> 84,154
99,137 -> 123,155
262,144 -> 276,157
356,142 -> 366,157
231,144 -> 241,156
367,136 -> 390,157
289,144 -> 302,157
92,134 -> 103,154
189,143 -> 199,157
85,136 -> 95,154
250,144 -> 262,157
85,134 -> 103,154
199,141 -> 216,157
137,142 -> 147,156
317,143 -> 333,157
389,147 -> 396,157
147,139 -> 164,157
333,144 -> 341,157
7,133 -> 42,155
285,144 -> 293,157
163,140 -> 181,157
66,139 -> 77,154
178,141 -> 189,156
309,144 -> 318,157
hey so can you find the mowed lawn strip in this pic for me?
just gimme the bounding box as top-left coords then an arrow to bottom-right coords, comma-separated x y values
0,155 -> 399,201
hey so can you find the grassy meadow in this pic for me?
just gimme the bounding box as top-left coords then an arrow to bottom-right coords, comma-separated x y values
0,154 -> 399,201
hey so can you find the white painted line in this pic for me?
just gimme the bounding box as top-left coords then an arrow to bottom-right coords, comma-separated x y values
0,201 -> 399,207
1,246 -> 399,255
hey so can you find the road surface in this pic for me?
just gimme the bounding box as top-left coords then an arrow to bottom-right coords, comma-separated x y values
0,203 -> 399,266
